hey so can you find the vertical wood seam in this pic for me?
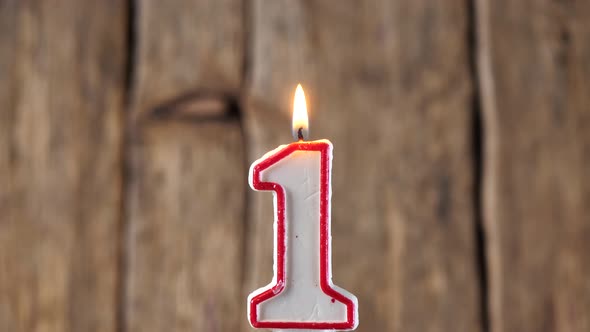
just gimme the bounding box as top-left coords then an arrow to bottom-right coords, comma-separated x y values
116,1 -> 137,332
467,0 -> 490,331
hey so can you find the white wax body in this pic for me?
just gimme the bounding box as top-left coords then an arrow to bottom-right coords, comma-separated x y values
247,140 -> 358,330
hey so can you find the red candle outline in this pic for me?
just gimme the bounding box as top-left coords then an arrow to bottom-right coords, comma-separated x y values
248,140 -> 357,330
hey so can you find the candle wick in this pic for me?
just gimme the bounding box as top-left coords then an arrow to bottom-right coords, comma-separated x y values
297,127 -> 304,141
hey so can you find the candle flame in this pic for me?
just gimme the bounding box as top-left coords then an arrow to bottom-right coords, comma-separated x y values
292,84 -> 309,141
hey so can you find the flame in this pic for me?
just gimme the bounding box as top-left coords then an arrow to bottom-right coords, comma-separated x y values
292,84 -> 309,141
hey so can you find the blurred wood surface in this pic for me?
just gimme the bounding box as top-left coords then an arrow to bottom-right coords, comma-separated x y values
0,1 -> 126,331
125,0 -> 244,331
132,0 -> 243,117
477,0 -> 590,331
0,1 -> 588,332
126,121 -> 244,332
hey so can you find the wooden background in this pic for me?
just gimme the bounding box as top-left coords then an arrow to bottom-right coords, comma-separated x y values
0,0 -> 588,331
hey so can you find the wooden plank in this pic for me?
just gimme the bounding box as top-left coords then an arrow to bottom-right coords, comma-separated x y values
125,1 -> 245,331
243,1 -> 480,331
132,0 -> 244,117
126,119 -> 245,332
0,1 -> 126,331
477,0 -> 590,331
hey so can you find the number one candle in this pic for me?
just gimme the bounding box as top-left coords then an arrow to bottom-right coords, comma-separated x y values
247,84 -> 359,331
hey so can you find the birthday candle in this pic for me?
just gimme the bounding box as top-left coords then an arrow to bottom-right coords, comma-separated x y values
247,85 -> 359,331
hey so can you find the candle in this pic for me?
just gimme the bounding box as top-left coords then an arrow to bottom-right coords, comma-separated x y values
247,85 -> 359,331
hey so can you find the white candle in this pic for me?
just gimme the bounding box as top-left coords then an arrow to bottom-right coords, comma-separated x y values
247,85 -> 358,331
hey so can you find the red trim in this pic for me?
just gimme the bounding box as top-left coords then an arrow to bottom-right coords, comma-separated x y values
248,141 -> 357,329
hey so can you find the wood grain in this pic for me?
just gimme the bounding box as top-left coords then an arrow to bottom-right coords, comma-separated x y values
242,1 -> 481,331
125,0 -> 246,331
126,119 -> 245,332
132,0 -> 244,117
0,1 -> 126,331
477,0 -> 590,331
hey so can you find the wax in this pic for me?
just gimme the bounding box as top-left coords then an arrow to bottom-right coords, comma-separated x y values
247,140 -> 358,330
